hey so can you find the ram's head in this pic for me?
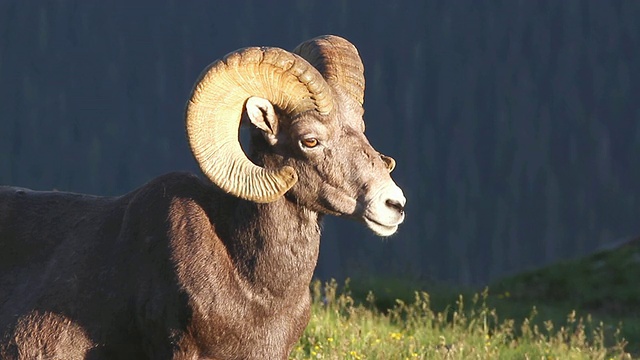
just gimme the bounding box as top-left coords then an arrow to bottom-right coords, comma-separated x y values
186,35 -> 405,236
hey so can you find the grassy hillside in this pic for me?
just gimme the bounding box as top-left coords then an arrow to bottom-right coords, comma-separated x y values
294,238 -> 639,358
490,236 -> 640,356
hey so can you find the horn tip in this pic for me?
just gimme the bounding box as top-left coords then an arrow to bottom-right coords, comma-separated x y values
280,165 -> 298,187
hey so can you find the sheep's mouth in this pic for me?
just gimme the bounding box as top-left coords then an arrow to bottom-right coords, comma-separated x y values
363,216 -> 399,237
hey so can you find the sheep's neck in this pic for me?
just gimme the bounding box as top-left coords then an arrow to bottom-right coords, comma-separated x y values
227,198 -> 321,298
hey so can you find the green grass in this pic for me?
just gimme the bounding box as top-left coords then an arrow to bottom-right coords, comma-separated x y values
293,239 -> 640,359
490,237 -> 640,356
291,279 -> 631,359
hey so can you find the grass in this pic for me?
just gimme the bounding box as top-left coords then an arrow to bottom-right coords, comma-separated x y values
292,239 -> 640,359
491,237 -> 640,356
291,280 -> 630,359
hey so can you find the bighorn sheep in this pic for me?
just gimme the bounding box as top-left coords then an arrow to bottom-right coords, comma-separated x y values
0,35 -> 406,359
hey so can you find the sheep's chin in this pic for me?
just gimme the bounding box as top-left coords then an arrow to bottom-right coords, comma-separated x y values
363,216 -> 399,237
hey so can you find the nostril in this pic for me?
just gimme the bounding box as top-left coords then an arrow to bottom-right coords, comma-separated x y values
385,199 -> 405,214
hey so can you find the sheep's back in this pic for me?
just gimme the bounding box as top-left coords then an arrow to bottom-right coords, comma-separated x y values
0,187 -> 128,330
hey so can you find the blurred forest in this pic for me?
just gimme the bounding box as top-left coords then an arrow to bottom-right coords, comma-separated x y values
0,1 -> 638,285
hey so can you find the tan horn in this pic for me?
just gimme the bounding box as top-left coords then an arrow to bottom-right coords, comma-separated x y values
186,46 -> 334,203
293,35 -> 365,106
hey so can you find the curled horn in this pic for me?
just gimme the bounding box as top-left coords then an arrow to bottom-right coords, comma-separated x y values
186,47 -> 334,203
293,35 -> 365,107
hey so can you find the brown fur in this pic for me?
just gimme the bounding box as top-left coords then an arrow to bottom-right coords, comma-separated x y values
2,311 -> 95,359
0,172 -> 322,359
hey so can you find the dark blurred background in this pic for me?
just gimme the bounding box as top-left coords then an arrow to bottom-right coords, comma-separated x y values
1,1 -> 638,285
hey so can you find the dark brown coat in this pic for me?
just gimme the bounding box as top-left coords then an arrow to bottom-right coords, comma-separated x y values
1,173 -> 320,359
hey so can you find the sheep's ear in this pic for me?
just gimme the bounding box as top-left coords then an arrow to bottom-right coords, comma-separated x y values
245,96 -> 279,146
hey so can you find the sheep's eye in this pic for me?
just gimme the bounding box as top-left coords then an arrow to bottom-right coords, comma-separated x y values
300,138 -> 319,148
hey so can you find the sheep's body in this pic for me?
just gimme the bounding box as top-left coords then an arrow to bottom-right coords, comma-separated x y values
1,172 -> 318,359
0,36 -> 406,359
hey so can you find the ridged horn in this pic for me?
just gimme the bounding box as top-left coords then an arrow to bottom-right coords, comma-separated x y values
186,46 -> 334,203
293,35 -> 365,106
